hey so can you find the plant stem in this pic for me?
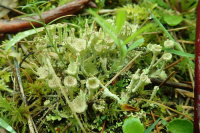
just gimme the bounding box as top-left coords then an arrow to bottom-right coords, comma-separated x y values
8,35 -> 37,133
136,98 -> 193,121
194,1 -> 200,132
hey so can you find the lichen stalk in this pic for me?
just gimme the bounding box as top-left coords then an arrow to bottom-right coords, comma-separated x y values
45,54 -> 86,133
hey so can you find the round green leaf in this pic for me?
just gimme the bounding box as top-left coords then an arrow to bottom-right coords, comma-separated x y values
167,119 -> 193,133
163,15 -> 183,26
122,117 -> 144,133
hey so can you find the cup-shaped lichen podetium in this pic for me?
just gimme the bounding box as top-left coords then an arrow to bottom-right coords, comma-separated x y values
164,39 -> 174,49
162,53 -> 172,62
147,44 -> 162,69
67,37 -> 86,54
132,73 -> 151,93
64,76 -> 78,100
65,62 -> 79,76
86,77 -> 100,100
71,90 -> 88,113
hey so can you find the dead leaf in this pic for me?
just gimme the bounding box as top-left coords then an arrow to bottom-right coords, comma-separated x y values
176,89 -> 194,98
0,0 -> 18,18
120,103 -> 139,112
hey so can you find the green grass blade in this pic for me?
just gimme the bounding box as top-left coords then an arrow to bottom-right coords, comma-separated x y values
0,118 -> 16,133
25,18 -> 44,24
88,9 -> 115,33
94,18 -> 119,45
88,9 -> 119,45
148,9 -> 195,69
180,0 -> 186,10
144,118 -> 161,133
163,48 -> 195,58
150,13 -> 180,50
181,0 -> 196,11
116,9 -> 126,35
47,15 -> 74,25
169,0 -> 176,7
16,13 -> 38,18
20,1 -> 47,9
5,27 -> 44,52
186,1 -> 198,11
123,24 -> 151,46
128,38 -> 144,52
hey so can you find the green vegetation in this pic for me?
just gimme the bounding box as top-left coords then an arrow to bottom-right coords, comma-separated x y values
0,0 -> 196,132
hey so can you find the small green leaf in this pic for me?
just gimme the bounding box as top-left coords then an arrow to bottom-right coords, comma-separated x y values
116,9 -> 126,35
0,82 -> 13,93
144,118 -> 161,133
167,119 -> 193,133
101,115 -> 106,120
161,120 -> 167,126
148,0 -> 170,9
163,15 -> 183,26
122,117 -> 144,133
128,38 -> 144,51
5,27 -> 44,52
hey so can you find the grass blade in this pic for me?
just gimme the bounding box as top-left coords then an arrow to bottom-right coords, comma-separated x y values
148,9 -> 195,69
163,48 -> 195,58
144,118 -> 161,133
115,9 -> 126,35
88,9 -> 119,45
25,18 -> 44,24
88,9 -> 115,33
128,38 -> 144,52
0,118 -> 16,133
123,24 -> 151,46
94,18 -> 119,45
5,27 -> 44,52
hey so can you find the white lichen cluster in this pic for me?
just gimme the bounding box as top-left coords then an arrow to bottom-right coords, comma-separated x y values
30,18 -> 174,117
147,41 -> 174,79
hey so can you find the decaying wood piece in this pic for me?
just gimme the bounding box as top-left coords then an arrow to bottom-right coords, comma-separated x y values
0,0 -> 96,33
